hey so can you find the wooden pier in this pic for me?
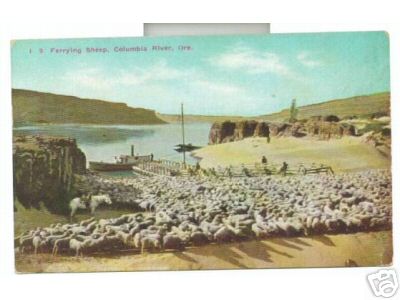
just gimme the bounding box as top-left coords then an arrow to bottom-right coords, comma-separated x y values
132,160 -> 334,178
133,159 -> 193,177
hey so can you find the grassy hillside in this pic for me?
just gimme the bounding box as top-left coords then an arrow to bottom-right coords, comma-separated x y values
159,93 -> 390,123
260,92 -> 390,122
14,89 -> 389,125
12,89 -> 166,125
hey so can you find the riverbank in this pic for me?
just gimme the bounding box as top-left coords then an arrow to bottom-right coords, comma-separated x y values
15,231 -> 392,273
193,136 -> 390,172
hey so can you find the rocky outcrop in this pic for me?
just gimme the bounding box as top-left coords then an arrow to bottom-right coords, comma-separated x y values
254,121 -> 270,137
233,120 -> 258,140
361,127 -> 391,158
209,117 -> 356,144
208,121 -> 237,144
13,135 -> 86,213
305,120 -> 355,139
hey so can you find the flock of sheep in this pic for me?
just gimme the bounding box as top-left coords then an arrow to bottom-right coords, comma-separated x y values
15,169 -> 392,257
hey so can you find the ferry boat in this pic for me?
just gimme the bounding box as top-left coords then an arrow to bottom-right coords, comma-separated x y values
89,146 -> 153,171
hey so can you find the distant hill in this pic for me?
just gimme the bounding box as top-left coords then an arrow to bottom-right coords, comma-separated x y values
12,89 -> 166,125
157,113 -> 248,123
159,93 -> 390,123
14,89 -> 389,126
260,92 -> 390,122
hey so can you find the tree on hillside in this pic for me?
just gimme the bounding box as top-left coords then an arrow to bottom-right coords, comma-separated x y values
289,98 -> 298,123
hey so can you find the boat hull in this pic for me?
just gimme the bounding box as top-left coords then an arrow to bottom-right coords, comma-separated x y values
174,144 -> 201,152
89,154 -> 153,171
89,161 -> 137,171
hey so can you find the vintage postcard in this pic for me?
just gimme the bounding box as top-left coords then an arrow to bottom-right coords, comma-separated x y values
12,32 -> 391,273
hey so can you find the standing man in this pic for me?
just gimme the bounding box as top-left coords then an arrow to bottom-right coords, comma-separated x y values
279,161 -> 288,176
261,156 -> 268,164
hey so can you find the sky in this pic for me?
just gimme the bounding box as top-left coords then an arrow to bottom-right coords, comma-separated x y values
11,32 -> 390,116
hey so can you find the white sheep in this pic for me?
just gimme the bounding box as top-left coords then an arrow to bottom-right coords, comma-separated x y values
89,194 -> 112,214
69,197 -> 86,220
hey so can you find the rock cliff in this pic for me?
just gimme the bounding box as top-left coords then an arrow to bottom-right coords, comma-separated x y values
13,135 -> 86,213
208,118 -> 356,144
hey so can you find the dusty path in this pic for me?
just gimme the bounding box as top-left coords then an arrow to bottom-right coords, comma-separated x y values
15,231 -> 392,273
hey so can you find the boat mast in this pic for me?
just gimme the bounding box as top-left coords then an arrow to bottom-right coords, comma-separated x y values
181,102 -> 186,166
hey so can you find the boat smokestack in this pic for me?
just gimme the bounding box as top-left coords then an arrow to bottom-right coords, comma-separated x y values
131,145 -> 134,156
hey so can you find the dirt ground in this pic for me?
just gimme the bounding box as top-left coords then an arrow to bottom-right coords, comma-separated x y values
15,231 -> 392,273
193,136 -> 390,172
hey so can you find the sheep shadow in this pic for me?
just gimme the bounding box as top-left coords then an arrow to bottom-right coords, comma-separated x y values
173,252 -> 198,264
212,246 -> 248,268
309,235 -> 335,247
235,242 -> 273,262
262,243 -> 294,259
234,240 -> 297,261
191,244 -> 248,269
267,238 -> 304,251
72,248 -> 140,258
289,237 -> 312,247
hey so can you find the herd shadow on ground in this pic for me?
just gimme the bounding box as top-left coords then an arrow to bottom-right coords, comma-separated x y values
173,235 -> 336,268
16,234 -> 336,270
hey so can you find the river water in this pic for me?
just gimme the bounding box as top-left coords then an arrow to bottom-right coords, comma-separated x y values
13,123 -> 212,166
